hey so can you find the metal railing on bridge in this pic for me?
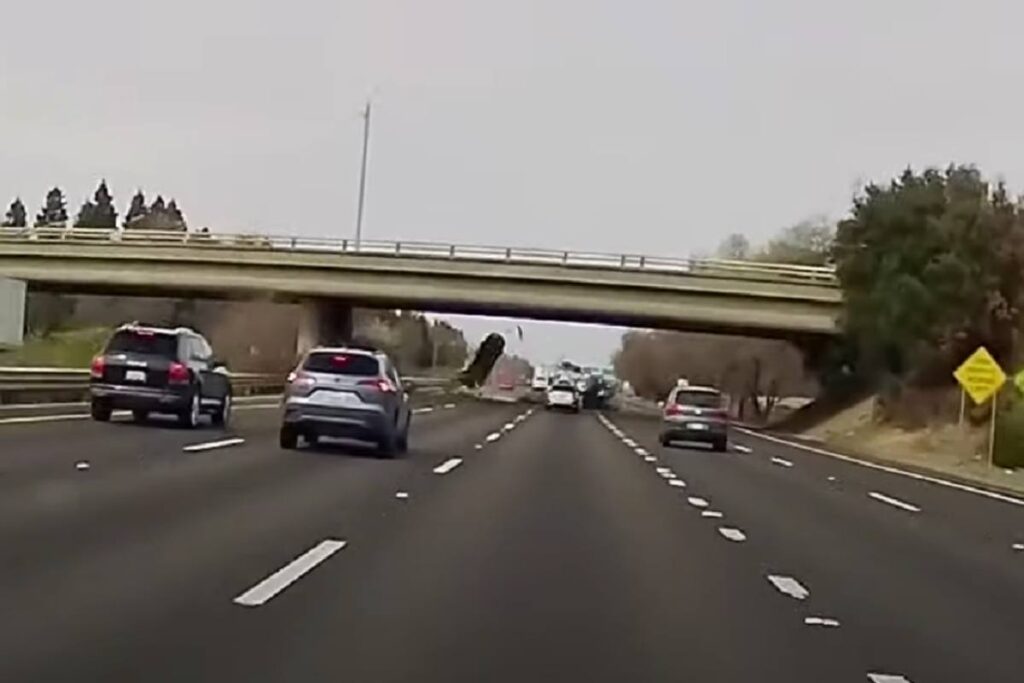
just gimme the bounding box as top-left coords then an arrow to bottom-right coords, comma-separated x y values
0,227 -> 837,285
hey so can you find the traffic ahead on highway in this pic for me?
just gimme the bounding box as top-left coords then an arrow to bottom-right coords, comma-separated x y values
5,4 -> 1024,682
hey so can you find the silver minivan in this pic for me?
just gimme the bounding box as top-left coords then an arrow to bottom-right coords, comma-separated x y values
279,346 -> 412,456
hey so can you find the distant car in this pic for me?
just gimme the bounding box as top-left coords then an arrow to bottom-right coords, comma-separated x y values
89,323 -> 232,428
659,385 -> 729,451
279,346 -> 411,456
545,379 -> 581,412
531,367 -> 549,392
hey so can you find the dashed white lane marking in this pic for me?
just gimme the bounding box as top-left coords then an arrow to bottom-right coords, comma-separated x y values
623,438 -> 637,448
804,616 -> 840,628
233,539 -> 347,607
770,457 -> 794,468
644,456 -> 657,463
75,461 -> 90,471
767,575 -> 810,600
827,476 -> 838,482
868,491 -> 921,513
183,437 -> 246,453
395,491 -> 410,500
0,410 -> 130,425
635,448 -> 649,457
486,432 -> 501,442
656,467 -> 672,475
739,428 -> 1024,508
687,497 -> 709,508
659,471 -> 677,479
733,444 -> 752,454
701,510 -> 723,518
1012,543 -> 1023,551
443,403 -> 456,409
503,422 -> 515,431
867,674 -> 912,683
433,458 -> 463,475
474,444 -> 483,450
413,407 -> 434,415
669,479 -> 687,488
718,527 -> 747,542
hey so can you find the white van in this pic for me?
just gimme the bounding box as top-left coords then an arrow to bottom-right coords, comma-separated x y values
531,366 -> 550,392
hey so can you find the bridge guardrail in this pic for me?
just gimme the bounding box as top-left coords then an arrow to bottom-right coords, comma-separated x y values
0,227 -> 837,285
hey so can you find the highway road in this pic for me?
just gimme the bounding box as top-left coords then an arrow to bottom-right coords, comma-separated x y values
1,401 -> 1022,682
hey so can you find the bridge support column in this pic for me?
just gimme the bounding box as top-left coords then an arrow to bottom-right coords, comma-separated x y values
297,299 -> 354,356
0,278 -> 26,347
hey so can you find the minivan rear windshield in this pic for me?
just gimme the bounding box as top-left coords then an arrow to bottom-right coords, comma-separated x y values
303,352 -> 379,377
105,330 -> 178,358
675,390 -> 723,408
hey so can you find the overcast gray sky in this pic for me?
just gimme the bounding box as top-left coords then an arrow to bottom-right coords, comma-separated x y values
4,0 -> 1023,363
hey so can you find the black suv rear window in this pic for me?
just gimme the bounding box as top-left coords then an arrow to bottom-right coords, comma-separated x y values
106,330 -> 178,358
674,390 -> 723,408
303,352 -> 379,377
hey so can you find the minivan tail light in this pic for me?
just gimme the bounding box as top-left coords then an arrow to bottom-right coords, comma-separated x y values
359,378 -> 396,393
90,356 -> 105,379
168,362 -> 190,384
289,372 -> 316,395
665,403 -> 683,416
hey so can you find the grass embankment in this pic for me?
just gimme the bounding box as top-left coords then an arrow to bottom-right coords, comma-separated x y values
0,327 -> 111,368
798,395 -> 1024,494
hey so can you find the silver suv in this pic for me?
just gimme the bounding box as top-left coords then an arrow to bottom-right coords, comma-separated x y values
279,346 -> 411,456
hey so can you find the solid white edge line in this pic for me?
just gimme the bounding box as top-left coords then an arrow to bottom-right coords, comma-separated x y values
233,539 -> 347,606
738,428 -> 1024,508
868,491 -> 921,513
766,575 -> 810,600
182,437 -> 246,453
433,457 -> 463,475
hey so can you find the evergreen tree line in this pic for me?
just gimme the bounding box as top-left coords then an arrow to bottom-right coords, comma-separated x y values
1,181 -> 187,231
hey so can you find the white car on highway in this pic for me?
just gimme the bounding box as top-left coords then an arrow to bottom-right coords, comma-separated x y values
545,377 -> 580,412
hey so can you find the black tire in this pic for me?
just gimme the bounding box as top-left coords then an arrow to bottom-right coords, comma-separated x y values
279,426 -> 298,450
377,428 -> 399,458
91,399 -> 112,422
659,434 -> 670,447
211,392 -> 232,427
132,409 -> 149,423
397,420 -> 410,454
178,392 -> 201,429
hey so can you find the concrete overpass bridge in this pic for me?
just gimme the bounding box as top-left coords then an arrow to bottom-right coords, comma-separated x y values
0,228 -> 841,350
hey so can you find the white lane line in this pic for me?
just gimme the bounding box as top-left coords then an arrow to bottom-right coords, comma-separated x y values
687,497 -> 709,508
739,428 -> 1024,508
656,467 -> 672,475
827,476 -> 838,482
1012,543 -> 1023,551
767,575 -> 810,600
0,410 -> 130,425
443,403 -> 456,409
733,444 -> 752,454
868,491 -> 921,513
659,471 -> 677,479
433,458 -> 463,475
233,539 -> 347,607
75,461 -> 91,471
623,438 -> 637,448
486,432 -> 501,442
413,407 -> 434,415
503,422 -> 515,431
718,527 -> 747,542
804,616 -> 840,628
644,456 -> 657,463
701,510 -> 723,518
635,448 -> 649,457
669,479 -> 687,488
183,437 -> 246,453
395,491 -> 410,500
867,674 -> 912,682
770,457 -> 794,468
474,444 -> 483,450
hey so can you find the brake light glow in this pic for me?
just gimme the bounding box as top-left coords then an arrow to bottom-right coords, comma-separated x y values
90,356 -> 105,379
168,362 -> 190,384
289,372 -> 316,394
359,378 -> 396,393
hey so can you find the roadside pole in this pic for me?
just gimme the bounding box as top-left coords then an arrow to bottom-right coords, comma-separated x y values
958,388 -> 966,429
988,392 -> 999,467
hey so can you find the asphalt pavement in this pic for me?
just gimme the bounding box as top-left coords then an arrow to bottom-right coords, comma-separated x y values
0,402 -> 1022,682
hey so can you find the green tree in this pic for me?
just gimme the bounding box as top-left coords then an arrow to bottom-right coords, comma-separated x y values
833,165 -> 1024,381
1,197 -> 27,227
758,217 -> 834,265
124,190 -> 148,228
34,187 -> 68,227
716,233 -> 751,260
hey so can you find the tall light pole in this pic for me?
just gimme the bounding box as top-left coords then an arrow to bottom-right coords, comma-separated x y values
354,100 -> 372,248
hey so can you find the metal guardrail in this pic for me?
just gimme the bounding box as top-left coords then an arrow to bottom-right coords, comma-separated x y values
0,227 -> 837,285
0,367 -> 450,402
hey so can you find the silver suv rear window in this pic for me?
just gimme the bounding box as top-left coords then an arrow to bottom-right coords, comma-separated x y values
303,352 -> 379,377
674,390 -> 723,408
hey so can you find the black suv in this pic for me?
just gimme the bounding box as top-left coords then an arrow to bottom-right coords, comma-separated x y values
89,323 -> 233,428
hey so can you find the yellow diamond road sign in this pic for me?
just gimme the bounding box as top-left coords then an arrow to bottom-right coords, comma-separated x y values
1015,369 -> 1024,396
954,346 -> 1006,405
